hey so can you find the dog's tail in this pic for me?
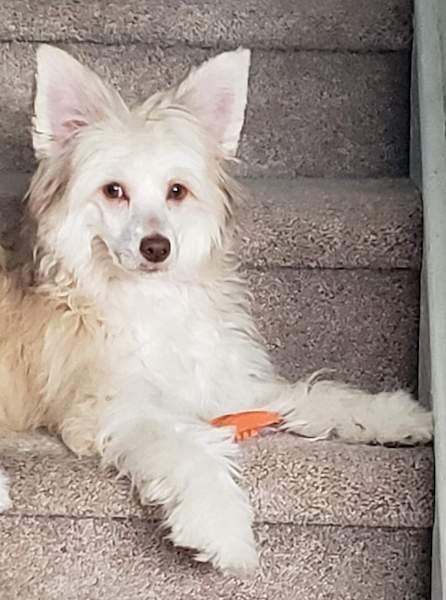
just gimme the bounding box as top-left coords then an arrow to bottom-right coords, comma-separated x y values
266,373 -> 433,445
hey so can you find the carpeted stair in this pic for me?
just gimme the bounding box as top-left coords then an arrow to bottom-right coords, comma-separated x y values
0,1 -> 433,599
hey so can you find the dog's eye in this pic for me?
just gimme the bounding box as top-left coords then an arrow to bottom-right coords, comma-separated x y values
102,182 -> 128,201
167,183 -> 188,202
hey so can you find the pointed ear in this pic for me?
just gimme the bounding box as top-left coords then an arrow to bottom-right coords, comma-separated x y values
174,48 -> 251,156
33,45 -> 126,159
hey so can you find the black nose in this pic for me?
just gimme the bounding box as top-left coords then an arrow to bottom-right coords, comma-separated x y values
139,235 -> 171,263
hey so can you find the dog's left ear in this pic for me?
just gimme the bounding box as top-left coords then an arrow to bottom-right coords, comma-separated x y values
174,48 -> 251,156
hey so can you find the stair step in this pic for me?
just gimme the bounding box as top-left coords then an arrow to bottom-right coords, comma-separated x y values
0,44 -> 410,177
0,0 -> 412,52
0,173 -> 421,391
2,435 -> 433,527
0,434 -> 433,599
0,516 -> 431,600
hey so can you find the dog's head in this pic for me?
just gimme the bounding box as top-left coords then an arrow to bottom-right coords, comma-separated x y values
28,45 -> 250,283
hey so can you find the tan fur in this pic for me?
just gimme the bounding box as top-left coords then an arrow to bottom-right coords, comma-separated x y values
0,265 -> 108,456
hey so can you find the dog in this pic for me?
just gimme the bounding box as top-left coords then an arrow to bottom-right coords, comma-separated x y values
0,45 -> 432,574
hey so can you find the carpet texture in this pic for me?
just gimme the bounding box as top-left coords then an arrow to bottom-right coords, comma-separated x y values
0,434 -> 433,599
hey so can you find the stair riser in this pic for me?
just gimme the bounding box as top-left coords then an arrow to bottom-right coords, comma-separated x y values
248,268 -> 419,392
0,43 -> 410,177
239,178 -> 422,270
0,517 -> 431,600
0,0 -> 413,51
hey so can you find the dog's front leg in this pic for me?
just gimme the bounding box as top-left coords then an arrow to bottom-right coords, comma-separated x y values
96,397 -> 258,574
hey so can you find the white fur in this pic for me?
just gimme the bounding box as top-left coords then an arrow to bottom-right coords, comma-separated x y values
0,45 -> 432,574
33,44 -> 127,159
173,48 -> 251,155
269,374 -> 433,444
0,471 -> 11,513
98,397 -> 257,573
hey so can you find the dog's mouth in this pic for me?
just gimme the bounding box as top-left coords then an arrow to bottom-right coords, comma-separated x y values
138,261 -> 169,274
116,251 -> 170,275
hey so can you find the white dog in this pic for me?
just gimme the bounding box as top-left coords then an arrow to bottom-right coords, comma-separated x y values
0,45 -> 432,573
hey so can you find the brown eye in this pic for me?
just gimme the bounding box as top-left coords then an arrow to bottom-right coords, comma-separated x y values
167,183 -> 188,202
102,182 -> 128,201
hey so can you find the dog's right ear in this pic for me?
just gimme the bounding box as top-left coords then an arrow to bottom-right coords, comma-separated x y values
33,45 -> 126,159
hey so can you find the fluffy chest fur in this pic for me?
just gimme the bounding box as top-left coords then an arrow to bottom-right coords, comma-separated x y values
101,276 -> 273,418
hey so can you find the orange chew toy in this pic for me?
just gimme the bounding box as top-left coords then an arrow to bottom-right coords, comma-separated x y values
211,410 -> 282,442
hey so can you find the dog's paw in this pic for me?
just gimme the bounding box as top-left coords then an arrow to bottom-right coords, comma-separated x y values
0,471 -> 12,513
376,407 -> 433,446
195,536 -> 259,576
170,517 -> 259,575
166,489 -> 258,575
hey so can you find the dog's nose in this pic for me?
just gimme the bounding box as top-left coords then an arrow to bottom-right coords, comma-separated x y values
139,235 -> 171,263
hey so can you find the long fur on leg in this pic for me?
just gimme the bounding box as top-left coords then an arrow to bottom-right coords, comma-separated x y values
264,374 -> 432,444
97,397 -> 257,573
